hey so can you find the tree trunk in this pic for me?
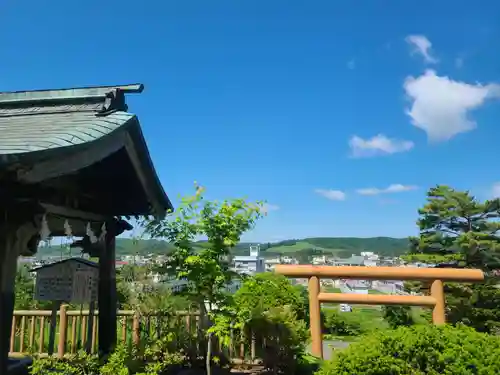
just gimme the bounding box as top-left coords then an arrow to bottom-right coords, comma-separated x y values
206,331 -> 213,375
200,301 -> 212,375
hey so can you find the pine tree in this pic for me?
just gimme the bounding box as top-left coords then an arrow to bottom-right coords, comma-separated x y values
407,185 -> 500,333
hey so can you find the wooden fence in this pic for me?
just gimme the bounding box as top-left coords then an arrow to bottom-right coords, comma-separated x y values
9,308 -> 259,363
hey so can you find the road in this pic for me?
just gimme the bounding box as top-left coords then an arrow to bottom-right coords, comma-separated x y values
307,340 -> 351,360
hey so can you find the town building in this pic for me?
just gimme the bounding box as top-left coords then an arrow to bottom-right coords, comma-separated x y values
232,245 -> 265,275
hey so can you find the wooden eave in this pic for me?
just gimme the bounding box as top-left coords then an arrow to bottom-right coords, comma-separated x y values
0,84 -> 173,221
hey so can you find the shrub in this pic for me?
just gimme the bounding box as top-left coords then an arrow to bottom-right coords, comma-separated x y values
250,306 -> 309,374
30,342 -> 186,375
381,305 -> 415,329
317,324 -> 500,375
322,309 -> 367,337
234,272 -> 308,320
215,273 -> 311,374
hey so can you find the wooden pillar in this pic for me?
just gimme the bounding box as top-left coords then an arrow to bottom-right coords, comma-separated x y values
0,230 -> 18,374
430,279 -> 446,324
308,276 -> 323,359
98,227 -> 117,356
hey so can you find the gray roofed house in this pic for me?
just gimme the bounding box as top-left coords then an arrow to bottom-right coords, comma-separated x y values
334,255 -> 365,266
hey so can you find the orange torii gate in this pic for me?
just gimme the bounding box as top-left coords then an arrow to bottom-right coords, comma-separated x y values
274,265 -> 484,359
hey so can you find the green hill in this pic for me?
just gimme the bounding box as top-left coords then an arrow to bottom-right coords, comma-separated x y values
36,237 -> 409,258
260,237 -> 409,257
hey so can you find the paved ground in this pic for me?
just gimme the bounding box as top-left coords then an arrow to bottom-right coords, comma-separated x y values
307,340 -> 351,360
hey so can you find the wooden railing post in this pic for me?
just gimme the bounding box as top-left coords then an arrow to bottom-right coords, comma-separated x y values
132,312 -> 140,346
58,304 -> 68,359
308,276 -> 323,359
39,316 -> 45,353
430,279 -> 445,324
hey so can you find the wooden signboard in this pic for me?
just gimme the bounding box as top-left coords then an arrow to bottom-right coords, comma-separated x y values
32,258 -> 98,303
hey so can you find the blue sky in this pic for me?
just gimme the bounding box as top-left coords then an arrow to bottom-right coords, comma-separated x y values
2,1 -> 500,242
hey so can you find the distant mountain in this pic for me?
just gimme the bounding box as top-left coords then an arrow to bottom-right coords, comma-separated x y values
36,237 -> 409,258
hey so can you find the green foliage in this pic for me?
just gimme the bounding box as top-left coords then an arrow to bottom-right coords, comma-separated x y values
143,184 -> 264,375
322,309 -> 370,337
143,184 -> 263,310
211,273 -> 310,374
30,350 -> 101,375
409,185 -> 500,269
233,272 -> 309,321
317,324 -> 500,375
250,306 -> 309,374
14,265 -> 51,310
30,342 -> 186,375
408,185 -> 500,333
381,306 -> 415,329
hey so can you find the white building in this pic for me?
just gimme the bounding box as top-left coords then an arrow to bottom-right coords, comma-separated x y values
232,245 -> 265,275
265,257 -> 281,271
312,255 -> 327,265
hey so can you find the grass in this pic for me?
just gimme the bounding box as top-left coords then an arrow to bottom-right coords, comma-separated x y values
264,241 -> 354,254
367,289 -> 386,294
322,287 -> 341,293
321,304 -> 432,344
267,241 -> 327,253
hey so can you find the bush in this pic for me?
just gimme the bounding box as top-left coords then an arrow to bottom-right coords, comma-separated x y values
381,305 -> 415,329
234,272 -> 308,320
250,306 -> 309,374
212,273 -> 311,374
322,309 -> 368,337
317,324 -> 500,375
30,342 -> 186,375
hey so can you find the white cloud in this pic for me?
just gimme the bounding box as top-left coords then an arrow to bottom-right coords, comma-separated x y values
261,203 -> 279,214
349,134 -> 414,158
356,184 -> 418,196
404,70 -> 500,141
314,189 -> 346,201
491,183 -> 500,198
405,35 -> 438,64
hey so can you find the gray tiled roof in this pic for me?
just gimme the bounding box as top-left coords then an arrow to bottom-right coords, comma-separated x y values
0,107 -> 134,154
0,84 -> 141,157
0,84 -> 173,216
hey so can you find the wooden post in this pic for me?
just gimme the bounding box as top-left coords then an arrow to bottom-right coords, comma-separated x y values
308,276 -> 323,359
132,312 -> 140,346
430,279 -> 446,324
0,231 -> 17,374
48,301 -> 61,356
39,317 -> 45,353
58,304 -> 68,358
86,301 -> 95,353
98,228 -> 117,356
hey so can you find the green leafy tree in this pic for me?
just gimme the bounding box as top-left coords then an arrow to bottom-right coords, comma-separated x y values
143,184 -> 263,375
15,265 -> 36,309
408,185 -> 500,333
218,273 -> 309,374
232,272 -> 308,321
381,305 -> 415,329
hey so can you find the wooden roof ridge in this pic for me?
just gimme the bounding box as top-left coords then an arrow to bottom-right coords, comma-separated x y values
29,257 -> 98,272
0,83 -> 143,106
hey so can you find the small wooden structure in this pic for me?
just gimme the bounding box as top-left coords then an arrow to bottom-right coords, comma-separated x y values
275,265 -> 485,359
31,258 -> 100,355
31,258 -> 99,303
0,84 -> 173,373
